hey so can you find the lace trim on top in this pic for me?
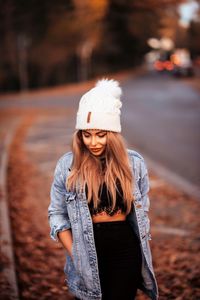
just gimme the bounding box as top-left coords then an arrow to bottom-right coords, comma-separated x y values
89,206 -> 124,217
87,181 -> 126,217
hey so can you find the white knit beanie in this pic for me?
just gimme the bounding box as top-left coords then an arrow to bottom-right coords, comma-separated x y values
76,79 -> 122,132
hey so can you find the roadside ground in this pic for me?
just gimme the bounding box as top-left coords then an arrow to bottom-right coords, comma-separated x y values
0,69 -> 200,299
0,107 -> 199,300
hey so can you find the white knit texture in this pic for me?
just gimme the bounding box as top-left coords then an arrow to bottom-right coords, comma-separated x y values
76,79 -> 122,132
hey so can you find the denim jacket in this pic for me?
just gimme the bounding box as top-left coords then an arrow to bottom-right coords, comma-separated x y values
48,149 -> 159,300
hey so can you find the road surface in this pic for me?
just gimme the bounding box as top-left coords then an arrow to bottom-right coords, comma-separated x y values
0,71 -> 199,194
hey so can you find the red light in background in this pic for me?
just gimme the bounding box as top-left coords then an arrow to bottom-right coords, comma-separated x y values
154,60 -> 174,71
154,60 -> 164,71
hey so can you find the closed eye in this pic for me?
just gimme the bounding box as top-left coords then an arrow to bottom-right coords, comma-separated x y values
83,133 -> 90,138
98,134 -> 106,138
82,131 -> 107,137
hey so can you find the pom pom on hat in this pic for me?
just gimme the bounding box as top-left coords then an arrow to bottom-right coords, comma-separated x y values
95,78 -> 122,99
76,78 -> 123,132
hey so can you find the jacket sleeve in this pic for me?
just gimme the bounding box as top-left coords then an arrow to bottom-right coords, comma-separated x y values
48,158 -> 71,242
140,159 -> 152,241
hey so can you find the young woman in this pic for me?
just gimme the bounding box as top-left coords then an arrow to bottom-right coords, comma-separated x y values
48,79 -> 158,300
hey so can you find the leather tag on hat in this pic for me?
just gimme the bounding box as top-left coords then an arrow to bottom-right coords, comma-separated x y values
87,111 -> 91,123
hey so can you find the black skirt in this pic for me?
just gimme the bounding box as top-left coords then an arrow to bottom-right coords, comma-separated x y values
93,220 -> 142,300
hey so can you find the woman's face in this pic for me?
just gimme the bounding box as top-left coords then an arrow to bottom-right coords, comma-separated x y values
82,129 -> 107,156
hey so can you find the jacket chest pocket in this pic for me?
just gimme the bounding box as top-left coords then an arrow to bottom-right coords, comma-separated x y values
134,191 -> 145,222
64,193 -> 78,223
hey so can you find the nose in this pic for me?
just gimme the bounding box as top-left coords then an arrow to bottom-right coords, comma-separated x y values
91,135 -> 97,146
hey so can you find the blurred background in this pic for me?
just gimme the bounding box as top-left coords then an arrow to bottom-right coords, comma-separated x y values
0,1 -> 200,300
0,0 -> 200,92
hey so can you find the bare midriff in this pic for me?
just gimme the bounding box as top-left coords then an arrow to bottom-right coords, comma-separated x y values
92,211 -> 127,223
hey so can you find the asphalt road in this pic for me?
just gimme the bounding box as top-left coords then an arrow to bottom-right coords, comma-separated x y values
1,71 -> 199,193
121,72 -> 200,191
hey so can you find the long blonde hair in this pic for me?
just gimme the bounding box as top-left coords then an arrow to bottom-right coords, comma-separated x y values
66,130 -> 135,214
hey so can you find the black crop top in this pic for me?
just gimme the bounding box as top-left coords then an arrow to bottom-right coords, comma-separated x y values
87,180 -> 127,216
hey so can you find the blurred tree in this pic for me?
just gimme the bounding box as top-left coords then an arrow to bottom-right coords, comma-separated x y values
0,0 -> 75,90
95,0 -> 185,72
174,23 -> 189,49
159,7 -> 180,41
0,0 -> 19,90
73,0 -> 108,81
46,0 -> 108,81
132,0 -> 186,10
0,0 -> 189,92
188,10 -> 200,57
158,1 -> 200,57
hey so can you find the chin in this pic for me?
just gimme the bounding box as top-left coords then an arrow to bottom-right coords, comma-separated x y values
91,152 -> 102,156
